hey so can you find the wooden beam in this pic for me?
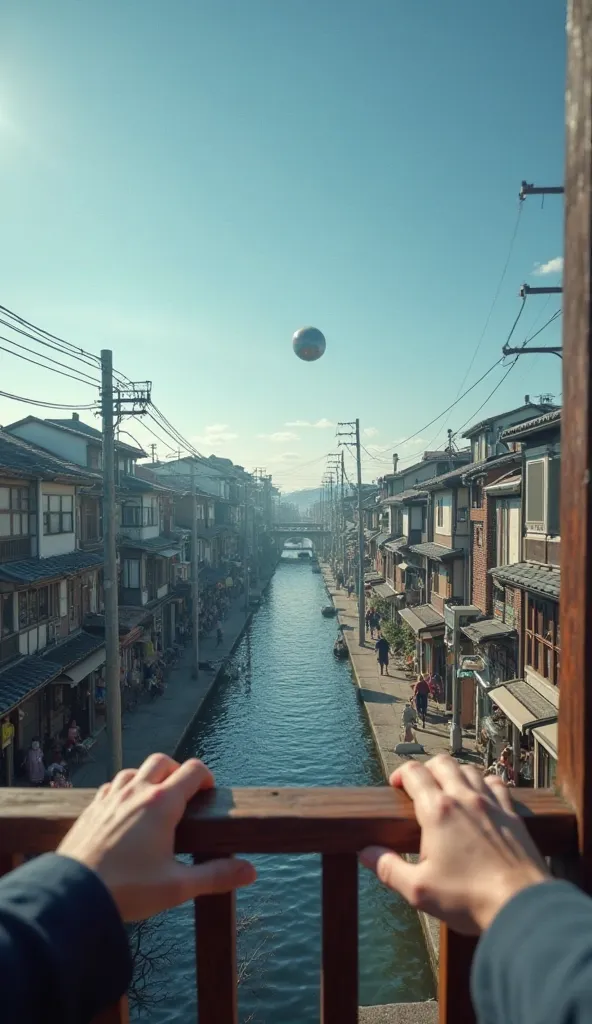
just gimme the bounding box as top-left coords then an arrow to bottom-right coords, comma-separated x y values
321,854 -> 358,1024
0,786 -> 577,856
195,856 -> 237,1024
438,928 -> 477,1024
558,0 -> 592,882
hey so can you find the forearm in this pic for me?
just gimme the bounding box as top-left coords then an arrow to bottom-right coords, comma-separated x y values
472,880 -> 592,1024
0,853 -> 131,1024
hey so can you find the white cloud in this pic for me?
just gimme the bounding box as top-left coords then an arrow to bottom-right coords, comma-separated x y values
193,424 -> 238,445
285,418 -> 334,429
274,452 -> 301,463
257,431 -> 300,442
533,256 -> 564,276
363,426 -> 379,438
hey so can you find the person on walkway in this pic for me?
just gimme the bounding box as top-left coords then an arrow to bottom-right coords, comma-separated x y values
413,675 -> 430,728
365,608 -> 372,634
24,738 -> 45,786
216,622 -> 224,647
347,579 -> 354,598
370,610 -> 380,639
375,634 -> 390,676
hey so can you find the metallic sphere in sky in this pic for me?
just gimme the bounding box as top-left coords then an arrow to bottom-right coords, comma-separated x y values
292,326 -> 326,362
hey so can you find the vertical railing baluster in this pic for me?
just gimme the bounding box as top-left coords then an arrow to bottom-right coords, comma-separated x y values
321,853 -> 358,1024
194,856 -> 238,1024
92,1002 -> 129,1024
438,926 -> 477,1024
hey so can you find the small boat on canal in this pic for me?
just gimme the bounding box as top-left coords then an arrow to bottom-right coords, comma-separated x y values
333,636 -> 348,659
321,605 -> 337,618
297,550 -> 311,559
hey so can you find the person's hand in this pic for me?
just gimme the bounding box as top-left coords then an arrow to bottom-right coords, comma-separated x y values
58,753 -> 256,922
360,754 -> 549,934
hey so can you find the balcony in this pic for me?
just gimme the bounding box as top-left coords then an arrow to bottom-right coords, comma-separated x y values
0,785 -> 575,1024
0,536 -> 31,563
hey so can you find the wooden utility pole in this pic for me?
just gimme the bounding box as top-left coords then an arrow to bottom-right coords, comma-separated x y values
355,419 -> 365,645
101,350 -> 123,778
190,460 -> 200,680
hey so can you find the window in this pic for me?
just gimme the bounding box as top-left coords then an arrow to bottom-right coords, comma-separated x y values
525,460 -> 545,530
0,486 -> 31,537
123,558 -> 141,589
456,507 -> 468,523
42,494 -> 74,534
472,485 -> 483,510
475,523 -> 484,548
122,500 -> 158,527
537,744 -> 557,788
88,446 -> 102,470
436,498 -> 444,528
1,594 -> 14,637
496,498 -> 521,567
525,597 -> 560,686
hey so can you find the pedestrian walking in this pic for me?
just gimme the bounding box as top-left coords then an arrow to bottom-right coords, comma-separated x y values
413,675 -> 430,728
365,609 -> 372,634
375,634 -> 390,676
347,579 -> 354,598
216,622 -> 223,647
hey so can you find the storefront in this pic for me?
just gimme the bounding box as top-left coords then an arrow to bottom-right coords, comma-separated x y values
486,677 -> 557,788
41,632 -> 106,744
398,604 -> 445,678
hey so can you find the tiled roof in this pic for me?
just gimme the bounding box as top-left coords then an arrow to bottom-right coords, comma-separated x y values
0,657 -> 60,716
461,618 -> 517,644
381,488 -> 428,505
0,430 -> 95,482
462,404 -> 558,439
373,530 -> 393,547
85,606 -> 152,634
399,603 -> 445,634
501,409 -> 561,441
118,534 -> 182,553
461,452 -> 521,482
384,537 -> 409,553
409,542 -> 463,561
42,631 -> 105,671
46,418 -> 146,457
372,582 -> 400,600
118,474 -> 173,495
0,550 -> 103,584
490,561 -> 560,600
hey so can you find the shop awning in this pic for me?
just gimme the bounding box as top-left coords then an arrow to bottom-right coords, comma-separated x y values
398,562 -> 410,572
532,721 -> 558,758
372,583 -> 399,601
399,605 -> 445,637
54,647 -> 106,686
488,678 -> 558,733
461,619 -> 516,644
157,547 -> 179,558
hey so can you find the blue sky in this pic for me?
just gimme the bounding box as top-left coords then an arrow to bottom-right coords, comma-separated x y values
0,0 -> 565,490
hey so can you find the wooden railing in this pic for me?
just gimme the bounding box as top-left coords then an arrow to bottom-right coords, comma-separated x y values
0,785 -> 577,1024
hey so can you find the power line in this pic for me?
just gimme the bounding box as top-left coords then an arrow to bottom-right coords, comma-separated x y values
363,356 -> 505,460
0,338 -> 101,387
452,358 -> 519,438
0,390 -> 98,410
453,202 -> 523,399
0,316 -> 105,377
0,302 -> 134,389
0,333 -> 101,386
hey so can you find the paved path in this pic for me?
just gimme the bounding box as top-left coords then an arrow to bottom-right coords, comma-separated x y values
73,595 -> 254,788
321,562 -> 479,975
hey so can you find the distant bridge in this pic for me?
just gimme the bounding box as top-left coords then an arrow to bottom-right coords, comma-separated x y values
271,522 -> 330,536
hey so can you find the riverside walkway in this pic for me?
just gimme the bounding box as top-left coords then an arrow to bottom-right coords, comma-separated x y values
321,561 -> 479,975
73,592 -> 257,788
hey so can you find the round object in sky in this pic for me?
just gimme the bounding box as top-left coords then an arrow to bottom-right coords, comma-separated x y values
292,326 -> 326,362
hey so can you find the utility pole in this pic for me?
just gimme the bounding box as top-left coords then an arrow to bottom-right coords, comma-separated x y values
243,480 -> 250,614
101,350 -> 123,779
190,460 -> 200,680
149,443 -> 157,463
337,419 -> 366,645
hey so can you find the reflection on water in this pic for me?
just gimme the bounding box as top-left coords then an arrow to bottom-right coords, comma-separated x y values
146,555 -> 434,1023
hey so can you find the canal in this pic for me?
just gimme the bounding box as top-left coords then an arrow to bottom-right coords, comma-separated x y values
148,551 -> 434,1023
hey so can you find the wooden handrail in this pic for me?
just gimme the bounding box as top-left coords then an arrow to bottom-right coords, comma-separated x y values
0,785 -> 577,855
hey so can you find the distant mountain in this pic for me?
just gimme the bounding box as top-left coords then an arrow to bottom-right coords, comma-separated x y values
280,488 -> 323,514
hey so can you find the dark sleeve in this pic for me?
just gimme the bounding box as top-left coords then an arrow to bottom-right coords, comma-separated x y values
0,852 -> 132,1024
471,880 -> 592,1024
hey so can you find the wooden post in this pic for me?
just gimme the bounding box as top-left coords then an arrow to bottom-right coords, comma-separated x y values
558,0 -> 592,884
321,854 -> 358,1024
